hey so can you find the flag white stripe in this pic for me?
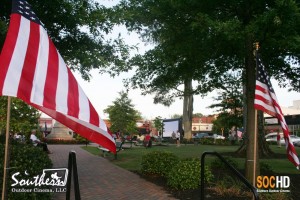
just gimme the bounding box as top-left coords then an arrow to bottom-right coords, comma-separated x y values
100,118 -> 107,132
254,99 -> 276,113
255,81 -> 284,114
78,84 -> 90,122
3,16 -> 29,96
255,82 -> 273,101
56,53 -> 69,114
256,81 -> 280,105
255,89 -> 273,103
31,26 -> 49,105
290,151 -> 299,163
68,115 -> 113,142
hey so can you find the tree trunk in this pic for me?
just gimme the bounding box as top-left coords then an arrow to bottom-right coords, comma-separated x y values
257,111 -> 274,157
236,110 -> 274,158
244,42 -> 259,184
182,78 -> 193,140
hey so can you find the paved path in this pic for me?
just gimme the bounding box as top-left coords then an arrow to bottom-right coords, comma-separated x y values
48,144 -> 177,200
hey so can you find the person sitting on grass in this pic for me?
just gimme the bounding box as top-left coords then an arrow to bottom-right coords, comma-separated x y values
30,129 -> 52,154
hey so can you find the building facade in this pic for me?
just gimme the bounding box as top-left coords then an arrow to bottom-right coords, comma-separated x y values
191,116 -> 216,133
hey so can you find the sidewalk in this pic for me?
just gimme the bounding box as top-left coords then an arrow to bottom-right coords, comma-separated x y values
48,144 -> 177,200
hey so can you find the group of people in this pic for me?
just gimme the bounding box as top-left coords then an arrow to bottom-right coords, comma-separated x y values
111,129 -> 183,148
12,133 -> 25,142
11,129 -> 52,154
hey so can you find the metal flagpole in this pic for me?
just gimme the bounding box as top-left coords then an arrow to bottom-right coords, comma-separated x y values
253,111 -> 258,185
252,42 -> 259,191
2,96 -> 12,200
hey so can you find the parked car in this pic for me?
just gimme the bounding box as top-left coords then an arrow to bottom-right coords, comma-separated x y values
265,133 -> 300,145
265,132 -> 283,142
213,134 -> 226,140
281,135 -> 300,145
192,133 -> 210,139
294,141 -> 300,147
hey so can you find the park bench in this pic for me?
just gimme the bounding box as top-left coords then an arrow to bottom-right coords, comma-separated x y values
98,141 -> 124,159
123,139 -> 138,148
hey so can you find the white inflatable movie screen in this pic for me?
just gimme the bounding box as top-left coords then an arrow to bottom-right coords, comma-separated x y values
162,118 -> 181,137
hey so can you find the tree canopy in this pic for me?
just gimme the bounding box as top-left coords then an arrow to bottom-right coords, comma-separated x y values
111,0 -> 236,139
209,72 -> 244,134
104,91 -> 141,135
0,97 -> 40,135
153,116 -> 163,134
114,0 -> 229,102
0,0 -> 130,80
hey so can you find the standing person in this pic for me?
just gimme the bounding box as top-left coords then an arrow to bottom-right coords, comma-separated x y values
116,130 -> 123,141
176,130 -> 180,147
171,131 -> 176,143
277,131 -> 281,148
30,130 -> 52,154
229,126 -> 236,145
144,133 -> 151,148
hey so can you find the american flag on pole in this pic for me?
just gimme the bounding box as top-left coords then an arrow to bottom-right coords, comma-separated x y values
0,0 -> 116,153
254,55 -> 299,168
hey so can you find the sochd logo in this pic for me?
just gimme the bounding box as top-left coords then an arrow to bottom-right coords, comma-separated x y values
256,176 -> 290,193
256,176 -> 290,189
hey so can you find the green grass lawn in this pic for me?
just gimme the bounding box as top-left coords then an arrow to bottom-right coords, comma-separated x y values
82,143 -> 300,174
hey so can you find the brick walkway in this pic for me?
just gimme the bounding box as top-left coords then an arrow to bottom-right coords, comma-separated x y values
48,144 -> 177,200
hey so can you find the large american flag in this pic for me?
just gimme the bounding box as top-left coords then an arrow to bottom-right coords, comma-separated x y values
254,55 -> 299,168
0,0 -> 116,153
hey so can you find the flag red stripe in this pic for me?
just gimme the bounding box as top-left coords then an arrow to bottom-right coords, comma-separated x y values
255,85 -> 266,94
254,93 -> 273,107
43,39 -> 59,109
0,14 -> 21,95
67,69 -> 79,118
89,100 -> 99,126
254,104 -> 276,116
17,21 -> 40,101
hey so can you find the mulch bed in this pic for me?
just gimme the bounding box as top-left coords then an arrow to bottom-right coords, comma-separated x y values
134,168 -> 300,199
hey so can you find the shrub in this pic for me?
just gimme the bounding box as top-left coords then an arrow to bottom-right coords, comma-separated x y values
0,143 -> 53,200
166,158 -> 213,190
199,138 -> 212,145
210,157 -> 239,180
197,138 -> 231,145
214,139 -> 231,145
141,151 -> 179,177
210,157 -> 239,171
